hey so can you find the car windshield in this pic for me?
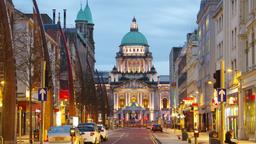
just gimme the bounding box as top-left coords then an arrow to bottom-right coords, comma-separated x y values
97,126 -> 103,130
153,124 -> 160,128
48,125 -> 71,134
78,125 -> 95,132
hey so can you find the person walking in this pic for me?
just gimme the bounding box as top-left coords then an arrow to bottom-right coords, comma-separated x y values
225,130 -> 236,144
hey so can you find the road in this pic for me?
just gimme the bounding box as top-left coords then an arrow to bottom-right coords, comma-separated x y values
103,127 -> 156,144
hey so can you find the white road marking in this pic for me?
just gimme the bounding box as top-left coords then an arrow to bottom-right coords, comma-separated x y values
111,133 -> 125,144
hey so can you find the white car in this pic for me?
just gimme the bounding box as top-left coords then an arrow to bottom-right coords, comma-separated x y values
97,124 -> 108,141
48,125 -> 83,144
78,123 -> 101,144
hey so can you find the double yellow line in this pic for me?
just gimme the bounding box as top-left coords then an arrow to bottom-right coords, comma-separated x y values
151,135 -> 160,144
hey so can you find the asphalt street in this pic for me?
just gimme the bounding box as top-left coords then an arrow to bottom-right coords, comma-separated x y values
103,127 -> 156,144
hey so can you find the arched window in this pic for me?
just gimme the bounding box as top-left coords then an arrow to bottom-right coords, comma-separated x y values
162,98 -> 168,109
131,96 -> 137,103
143,99 -> 149,108
119,97 -> 125,108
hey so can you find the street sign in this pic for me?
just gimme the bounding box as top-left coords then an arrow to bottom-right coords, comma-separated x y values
38,88 -> 47,101
217,88 -> 226,102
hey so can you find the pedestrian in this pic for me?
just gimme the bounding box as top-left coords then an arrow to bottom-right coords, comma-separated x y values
225,130 -> 236,144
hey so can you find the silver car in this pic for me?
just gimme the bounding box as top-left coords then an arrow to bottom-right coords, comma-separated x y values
48,125 -> 83,144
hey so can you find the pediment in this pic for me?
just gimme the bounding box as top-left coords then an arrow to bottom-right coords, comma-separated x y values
116,80 -> 151,89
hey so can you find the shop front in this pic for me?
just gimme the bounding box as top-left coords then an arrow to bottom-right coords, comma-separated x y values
225,91 -> 239,138
240,70 -> 256,140
244,88 -> 256,140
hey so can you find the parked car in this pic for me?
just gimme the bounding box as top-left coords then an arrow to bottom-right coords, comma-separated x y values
151,124 -> 163,132
78,123 -> 101,144
97,124 -> 108,141
48,125 -> 83,144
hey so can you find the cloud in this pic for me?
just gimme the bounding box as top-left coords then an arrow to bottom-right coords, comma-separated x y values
13,0 -> 201,75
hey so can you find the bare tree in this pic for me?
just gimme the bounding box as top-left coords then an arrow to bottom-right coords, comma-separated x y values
13,12 -> 43,143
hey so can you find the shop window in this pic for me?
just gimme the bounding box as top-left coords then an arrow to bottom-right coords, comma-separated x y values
244,89 -> 256,134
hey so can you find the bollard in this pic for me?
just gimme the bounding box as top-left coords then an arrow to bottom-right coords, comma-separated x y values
194,129 -> 199,144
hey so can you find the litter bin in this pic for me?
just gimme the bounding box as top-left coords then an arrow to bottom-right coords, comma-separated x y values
33,129 -> 39,141
181,128 -> 188,141
209,131 -> 220,144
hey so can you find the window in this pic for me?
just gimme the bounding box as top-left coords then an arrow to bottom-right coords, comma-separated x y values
231,0 -> 236,15
162,98 -> 168,109
234,28 -> 237,49
246,41 -> 249,70
252,31 -> 255,65
198,27 -> 202,39
206,15 -> 209,31
234,59 -> 237,70
232,30 -> 234,48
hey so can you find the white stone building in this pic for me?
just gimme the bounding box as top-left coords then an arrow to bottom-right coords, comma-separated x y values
109,18 -> 170,125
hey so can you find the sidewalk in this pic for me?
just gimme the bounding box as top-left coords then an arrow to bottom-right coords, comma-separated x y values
16,135 -> 41,144
161,128 -> 256,144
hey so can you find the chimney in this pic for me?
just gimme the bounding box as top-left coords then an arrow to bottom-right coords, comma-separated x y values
63,9 -> 66,29
58,12 -> 61,24
52,9 -> 56,24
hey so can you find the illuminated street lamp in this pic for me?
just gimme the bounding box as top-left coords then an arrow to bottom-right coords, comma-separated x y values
0,80 -> 5,86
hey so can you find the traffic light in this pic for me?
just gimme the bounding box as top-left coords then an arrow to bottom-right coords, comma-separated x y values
213,70 -> 221,89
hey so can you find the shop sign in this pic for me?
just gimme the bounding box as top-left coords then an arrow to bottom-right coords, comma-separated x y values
59,89 -> 69,100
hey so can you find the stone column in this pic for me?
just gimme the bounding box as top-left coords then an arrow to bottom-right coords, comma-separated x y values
125,93 -> 128,106
114,93 -> 116,110
128,93 -> 130,105
143,60 -> 145,72
160,93 -> 162,109
116,93 -> 119,109
151,92 -> 154,110
149,92 -> 152,109
140,93 -> 143,106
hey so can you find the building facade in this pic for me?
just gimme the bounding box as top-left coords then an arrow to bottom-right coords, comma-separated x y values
239,0 -> 256,141
197,0 -> 219,131
169,47 -> 182,108
109,18 -> 170,126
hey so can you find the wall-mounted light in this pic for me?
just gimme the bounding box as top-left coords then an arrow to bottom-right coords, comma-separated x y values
226,68 -> 233,73
207,80 -> 213,85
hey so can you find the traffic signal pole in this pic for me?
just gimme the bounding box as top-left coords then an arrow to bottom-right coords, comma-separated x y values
40,61 -> 46,143
220,59 -> 225,144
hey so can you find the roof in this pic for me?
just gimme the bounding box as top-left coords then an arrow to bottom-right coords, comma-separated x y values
121,31 -> 148,46
25,13 -> 53,24
76,2 -> 93,24
76,8 -> 86,21
120,18 -> 148,46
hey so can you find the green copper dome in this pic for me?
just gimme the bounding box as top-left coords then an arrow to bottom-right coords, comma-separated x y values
76,8 -> 86,21
84,3 -> 93,24
121,31 -> 148,46
76,2 -> 93,24
121,17 -> 148,46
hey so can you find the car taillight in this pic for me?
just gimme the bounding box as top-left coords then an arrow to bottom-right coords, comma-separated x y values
90,132 -> 95,136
